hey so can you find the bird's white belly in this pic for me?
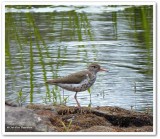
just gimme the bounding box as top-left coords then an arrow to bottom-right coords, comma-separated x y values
57,78 -> 96,92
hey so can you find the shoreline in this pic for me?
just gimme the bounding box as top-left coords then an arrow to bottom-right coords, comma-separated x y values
5,103 -> 153,132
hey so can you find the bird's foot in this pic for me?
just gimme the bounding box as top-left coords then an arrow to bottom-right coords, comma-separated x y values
75,104 -> 81,110
77,103 -> 81,108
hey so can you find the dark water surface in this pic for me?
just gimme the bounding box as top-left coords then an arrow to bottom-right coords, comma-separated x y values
5,5 -> 153,112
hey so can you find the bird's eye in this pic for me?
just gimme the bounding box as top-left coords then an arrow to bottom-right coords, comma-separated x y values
93,66 -> 96,68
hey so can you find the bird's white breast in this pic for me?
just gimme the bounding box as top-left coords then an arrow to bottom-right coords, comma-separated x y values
57,76 -> 96,92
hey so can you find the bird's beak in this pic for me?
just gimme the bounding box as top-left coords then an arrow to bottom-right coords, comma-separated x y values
99,68 -> 108,72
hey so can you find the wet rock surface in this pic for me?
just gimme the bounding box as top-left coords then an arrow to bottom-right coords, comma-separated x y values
5,104 -> 153,132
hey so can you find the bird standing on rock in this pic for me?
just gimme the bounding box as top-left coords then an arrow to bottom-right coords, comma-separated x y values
46,63 -> 107,107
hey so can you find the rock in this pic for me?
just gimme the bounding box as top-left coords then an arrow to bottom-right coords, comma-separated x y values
5,100 -> 19,107
91,106 -> 152,127
79,126 -> 117,132
26,104 -> 56,111
79,125 -> 153,132
5,105 -> 57,132
120,126 -> 153,132
5,104 -> 153,132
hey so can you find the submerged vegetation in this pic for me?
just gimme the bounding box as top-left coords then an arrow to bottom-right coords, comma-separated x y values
42,87 -> 69,105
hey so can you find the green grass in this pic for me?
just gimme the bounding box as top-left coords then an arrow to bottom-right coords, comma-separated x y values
16,88 -> 28,106
43,87 -> 69,105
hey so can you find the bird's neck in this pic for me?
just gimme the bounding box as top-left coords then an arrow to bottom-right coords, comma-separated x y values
89,71 -> 97,80
86,71 -> 97,88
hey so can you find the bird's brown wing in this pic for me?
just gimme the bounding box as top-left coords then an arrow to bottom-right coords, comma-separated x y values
46,70 -> 91,84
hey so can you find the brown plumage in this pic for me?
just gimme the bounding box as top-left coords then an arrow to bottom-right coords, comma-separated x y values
46,70 -> 91,84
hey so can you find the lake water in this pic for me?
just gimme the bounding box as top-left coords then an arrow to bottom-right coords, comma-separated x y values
5,5 -> 153,113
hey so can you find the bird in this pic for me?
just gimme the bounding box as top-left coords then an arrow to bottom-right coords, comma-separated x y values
46,63 -> 107,107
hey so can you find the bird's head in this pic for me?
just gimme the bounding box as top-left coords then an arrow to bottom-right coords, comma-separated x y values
88,63 -> 107,73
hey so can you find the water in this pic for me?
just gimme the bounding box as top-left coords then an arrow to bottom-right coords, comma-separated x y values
5,5 -> 153,112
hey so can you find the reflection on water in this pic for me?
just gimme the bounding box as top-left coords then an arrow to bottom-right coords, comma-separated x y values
5,5 -> 153,112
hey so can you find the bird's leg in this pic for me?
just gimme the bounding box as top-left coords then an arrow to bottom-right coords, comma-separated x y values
74,92 -> 81,107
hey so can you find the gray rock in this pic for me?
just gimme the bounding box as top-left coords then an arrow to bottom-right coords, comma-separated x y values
5,105 -> 57,132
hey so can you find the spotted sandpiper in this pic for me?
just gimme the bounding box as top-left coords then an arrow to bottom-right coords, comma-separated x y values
46,63 -> 107,107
